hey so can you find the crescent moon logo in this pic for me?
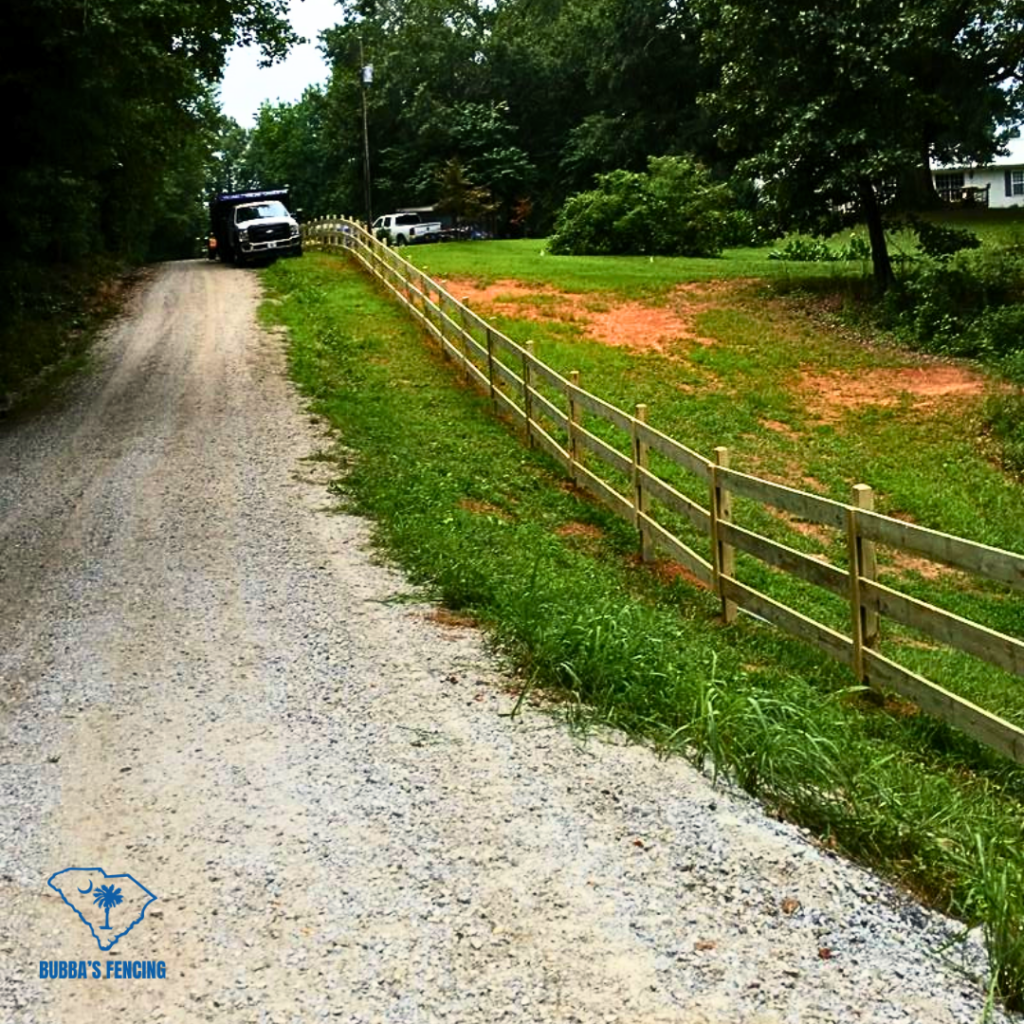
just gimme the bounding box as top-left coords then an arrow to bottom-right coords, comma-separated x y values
78,880 -> 93,894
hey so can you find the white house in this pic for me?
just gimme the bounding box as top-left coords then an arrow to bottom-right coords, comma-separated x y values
932,135 -> 1024,207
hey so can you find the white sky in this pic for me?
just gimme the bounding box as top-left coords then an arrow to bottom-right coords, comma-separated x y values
218,0 -> 343,127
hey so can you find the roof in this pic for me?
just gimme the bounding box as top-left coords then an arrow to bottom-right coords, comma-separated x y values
937,133 -> 1024,171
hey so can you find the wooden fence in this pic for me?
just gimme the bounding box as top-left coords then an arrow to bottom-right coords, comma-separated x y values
304,216 -> 1024,765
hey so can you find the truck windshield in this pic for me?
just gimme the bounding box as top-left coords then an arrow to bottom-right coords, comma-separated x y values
235,202 -> 289,223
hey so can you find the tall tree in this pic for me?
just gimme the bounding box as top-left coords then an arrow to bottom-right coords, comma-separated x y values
0,0 -> 298,269
694,0 -> 1024,290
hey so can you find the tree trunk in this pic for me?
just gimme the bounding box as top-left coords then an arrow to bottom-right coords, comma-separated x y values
859,179 -> 894,293
895,143 -> 942,211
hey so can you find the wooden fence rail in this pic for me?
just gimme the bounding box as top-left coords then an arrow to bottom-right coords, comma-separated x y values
304,216 -> 1024,765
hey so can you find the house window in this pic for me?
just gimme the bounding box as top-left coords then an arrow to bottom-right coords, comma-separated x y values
1012,171 -> 1024,196
935,172 -> 964,202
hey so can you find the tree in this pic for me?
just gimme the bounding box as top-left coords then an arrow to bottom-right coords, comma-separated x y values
549,155 -> 732,257
0,0 -> 299,268
93,885 -> 124,931
434,158 -> 497,228
242,88 -> 346,217
694,0 -> 1024,290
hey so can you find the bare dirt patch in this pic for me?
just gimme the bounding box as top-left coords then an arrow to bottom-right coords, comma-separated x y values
440,277 -> 745,354
801,365 -> 989,421
880,550 -> 961,582
769,508 -> 834,546
555,521 -> 605,540
423,608 -> 480,630
759,419 -> 802,442
459,498 -> 511,519
631,555 -> 711,591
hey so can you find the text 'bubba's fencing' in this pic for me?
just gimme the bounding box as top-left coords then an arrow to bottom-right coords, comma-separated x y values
304,216 -> 1024,765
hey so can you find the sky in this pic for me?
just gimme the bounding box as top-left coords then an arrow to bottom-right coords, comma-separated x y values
218,0 -> 343,127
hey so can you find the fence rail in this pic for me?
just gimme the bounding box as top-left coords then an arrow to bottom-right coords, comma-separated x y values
304,216 -> 1024,765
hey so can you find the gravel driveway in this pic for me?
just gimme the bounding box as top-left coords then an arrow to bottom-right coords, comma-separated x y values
0,260 -> 1009,1023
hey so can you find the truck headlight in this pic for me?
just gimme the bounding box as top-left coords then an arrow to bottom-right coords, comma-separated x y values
290,223 -> 300,237
239,228 -> 249,240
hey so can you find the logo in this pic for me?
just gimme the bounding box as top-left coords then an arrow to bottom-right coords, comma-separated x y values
48,868 -> 157,952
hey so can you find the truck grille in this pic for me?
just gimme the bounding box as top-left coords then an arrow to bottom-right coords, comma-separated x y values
248,223 -> 291,243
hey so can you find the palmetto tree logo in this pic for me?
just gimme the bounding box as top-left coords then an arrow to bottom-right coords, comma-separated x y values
92,884 -> 124,930
48,868 -> 156,950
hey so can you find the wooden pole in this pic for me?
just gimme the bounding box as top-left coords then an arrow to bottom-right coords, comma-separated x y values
568,370 -> 581,481
459,297 -> 473,381
522,341 -> 535,447
633,404 -> 653,561
848,483 -> 879,686
711,446 -> 737,623
485,328 -> 497,410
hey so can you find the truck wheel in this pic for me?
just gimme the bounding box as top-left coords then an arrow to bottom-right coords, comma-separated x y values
395,234 -> 407,247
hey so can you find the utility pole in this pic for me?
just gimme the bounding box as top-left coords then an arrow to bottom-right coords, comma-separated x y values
359,37 -> 373,227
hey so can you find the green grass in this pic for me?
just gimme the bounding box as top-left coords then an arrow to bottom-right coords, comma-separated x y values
402,208 -> 1024,297
409,237 -> 867,297
265,251 -> 1024,1010
403,240 -> 1024,735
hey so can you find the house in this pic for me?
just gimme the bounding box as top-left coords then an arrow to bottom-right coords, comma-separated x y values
932,135 -> 1024,208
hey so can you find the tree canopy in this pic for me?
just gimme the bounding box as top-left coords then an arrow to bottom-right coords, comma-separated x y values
692,0 -> 1024,288
1,0 -> 298,275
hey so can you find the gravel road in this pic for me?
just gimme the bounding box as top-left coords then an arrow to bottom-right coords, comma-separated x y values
0,260 -> 1010,1023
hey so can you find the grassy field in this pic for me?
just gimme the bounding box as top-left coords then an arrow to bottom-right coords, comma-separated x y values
264,241 -> 1024,1010
399,236 -> 1024,725
409,236 -> 866,293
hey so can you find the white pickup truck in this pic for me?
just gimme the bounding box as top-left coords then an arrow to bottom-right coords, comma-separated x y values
372,212 -> 442,246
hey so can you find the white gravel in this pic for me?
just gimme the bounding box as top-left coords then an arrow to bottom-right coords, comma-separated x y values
0,259 -> 1011,1023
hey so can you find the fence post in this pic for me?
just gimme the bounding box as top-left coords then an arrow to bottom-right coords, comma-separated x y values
418,272 -> 429,322
847,483 -> 879,686
485,327 -> 497,410
522,341 -> 535,448
710,447 -> 737,623
632,404 -> 653,561
458,297 -> 473,381
568,370 -> 581,481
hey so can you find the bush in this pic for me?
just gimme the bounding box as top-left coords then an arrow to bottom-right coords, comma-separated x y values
719,208 -> 776,247
548,156 -> 732,258
885,247 -> 1024,357
768,234 -> 871,262
982,388 -> 1024,476
907,216 -> 982,261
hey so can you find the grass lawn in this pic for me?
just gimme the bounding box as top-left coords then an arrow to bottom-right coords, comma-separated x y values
263,243 -> 1024,1009
397,235 -> 1024,728
409,237 -> 866,295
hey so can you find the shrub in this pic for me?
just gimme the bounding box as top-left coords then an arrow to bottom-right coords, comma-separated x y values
907,216 -> 982,261
548,156 -> 732,258
720,208 -> 776,247
885,247 -> 1024,357
982,388 -> 1024,476
768,234 -> 871,262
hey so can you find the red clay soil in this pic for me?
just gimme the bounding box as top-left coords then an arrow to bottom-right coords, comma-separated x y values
758,419 -> 802,442
458,498 -> 511,519
439,276 -> 738,354
800,365 -> 989,421
627,554 -> 711,591
422,608 -> 479,630
554,521 -> 605,540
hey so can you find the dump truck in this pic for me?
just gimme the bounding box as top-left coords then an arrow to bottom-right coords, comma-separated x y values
208,189 -> 303,265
